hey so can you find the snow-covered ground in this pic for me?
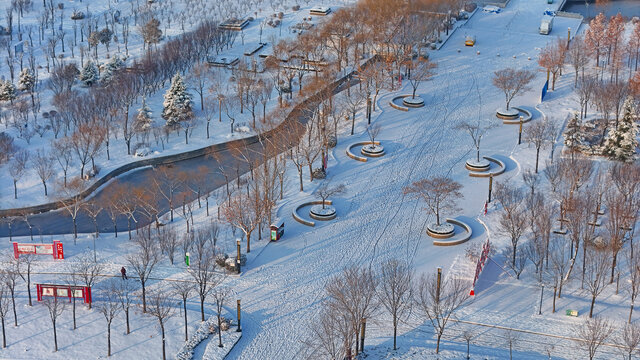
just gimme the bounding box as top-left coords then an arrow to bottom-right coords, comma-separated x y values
1,0 -> 638,359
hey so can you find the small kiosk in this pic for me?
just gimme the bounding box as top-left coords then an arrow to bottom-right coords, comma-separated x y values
270,221 -> 285,241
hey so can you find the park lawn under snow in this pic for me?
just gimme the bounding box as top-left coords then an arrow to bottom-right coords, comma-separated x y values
1,0 -> 638,359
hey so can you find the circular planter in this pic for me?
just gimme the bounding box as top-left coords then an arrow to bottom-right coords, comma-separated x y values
465,158 -> 491,172
309,204 -> 337,221
402,96 -> 425,108
496,107 -> 519,120
427,222 -> 455,239
361,144 -> 386,157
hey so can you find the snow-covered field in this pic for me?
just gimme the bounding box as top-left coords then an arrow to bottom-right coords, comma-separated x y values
1,0 -> 639,359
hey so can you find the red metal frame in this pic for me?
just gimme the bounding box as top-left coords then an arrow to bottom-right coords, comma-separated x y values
36,283 -> 91,304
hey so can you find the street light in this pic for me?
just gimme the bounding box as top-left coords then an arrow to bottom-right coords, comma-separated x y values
518,116 -> 524,145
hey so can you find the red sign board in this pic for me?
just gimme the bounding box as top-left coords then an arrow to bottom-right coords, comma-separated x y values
13,241 -> 64,260
36,284 -> 92,304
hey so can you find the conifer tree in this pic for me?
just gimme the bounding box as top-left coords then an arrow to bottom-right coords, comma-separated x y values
79,61 -> 99,87
134,97 -> 153,142
101,55 -> 124,85
0,81 -> 17,103
564,113 -> 583,156
18,68 -> 35,92
162,73 -> 193,128
602,97 -> 638,162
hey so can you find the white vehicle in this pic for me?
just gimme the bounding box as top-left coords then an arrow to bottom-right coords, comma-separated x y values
539,15 -> 554,35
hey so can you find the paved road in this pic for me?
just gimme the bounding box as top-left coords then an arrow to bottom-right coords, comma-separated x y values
0,75 -> 359,238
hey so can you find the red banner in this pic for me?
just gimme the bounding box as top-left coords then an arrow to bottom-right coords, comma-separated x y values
13,241 -> 64,260
470,238 -> 490,296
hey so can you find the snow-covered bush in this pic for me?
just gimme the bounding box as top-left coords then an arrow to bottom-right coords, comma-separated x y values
174,316 -> 218,360
0,80 -> 17,102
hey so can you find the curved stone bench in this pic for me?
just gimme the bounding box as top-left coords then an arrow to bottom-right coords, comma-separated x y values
432,218 -> 473,246
468,156 -> 506,178
292,200 -> 333,227
500,107 -> 532,125
346,141 -> 381,162
389,95 -> 410,111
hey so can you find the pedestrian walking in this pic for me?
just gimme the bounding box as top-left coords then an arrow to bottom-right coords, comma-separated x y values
121,266 -> 127,280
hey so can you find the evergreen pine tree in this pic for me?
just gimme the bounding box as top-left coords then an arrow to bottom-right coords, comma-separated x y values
79,61 -> 99,87
134,97 -> 153,139
602,97 -> 638,162
18,68 -> 35,92
564,112 -> 583,155
0,80 -> 17,102
101,55 -> 124,85
162,72 -> 193,127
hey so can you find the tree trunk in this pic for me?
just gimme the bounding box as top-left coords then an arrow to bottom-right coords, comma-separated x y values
589,295 -> 596,318
630,301 -> 634,324
142,283 -> 147,313
72,297 -> 76,329
218,315 -> 223,347
125,308 -> 130,334
436,333 -> 442,354
53,319 -> 58,351
107,323 -> 112,356
27,273 -> 32,306
1,317 -> 5,348
160,322 -> 166,360
247,233 -> 251,253
200,296 -> 206,322
535,147 -> 540,173
298,168 -> 303,191
184,300 -> 189,341
13,180 -> 17,199
392,320 -> 397,350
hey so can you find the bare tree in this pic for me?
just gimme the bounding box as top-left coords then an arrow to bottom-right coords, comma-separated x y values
115,278 -> 136,335
16,253 -> 34,306
504,329 -> 520,360
222,190 -> 260,253
462,330 -> 475,360
172,280 -> 194,342
617,322 -> 640,360
406,57 -> 436,99
55,178 -> 86,241
415,270 -> 470,354
33,149 -> 55,196
43,296 -> 66,352
584,244 -> 611,318
8,149 -> 29,199
325,266 -> 378,356
3,259 -> 19,326
126,233 -> 160,313
315,182 -> 346,209
211,286 -> 231,348
0,278 -> 11,348
456,119 -> 496,163
305,301 -> 353,359
146,290 -> 174,360
573,317 -> 613,360
74,252 -> 104,310
524,118 -> 556,173
366,123 -> 381,144
492,68 -> 535,111
158,226 -> 179,265
494,182 -> 527,267
100,280 -> 122,357
187,231 -> 221,321
377,259 -> 413,351
626,249 -> 640,323
403,177 -> 463,228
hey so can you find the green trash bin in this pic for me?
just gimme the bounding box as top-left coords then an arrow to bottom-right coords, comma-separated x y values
565,309 -> 578,317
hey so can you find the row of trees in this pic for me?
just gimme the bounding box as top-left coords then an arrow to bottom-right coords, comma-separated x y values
306,260 -> 470,358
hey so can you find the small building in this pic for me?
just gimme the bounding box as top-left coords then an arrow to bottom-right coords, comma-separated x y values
219,18 -> 251,31
207,56 -> 240,68
310,6 -> 331,16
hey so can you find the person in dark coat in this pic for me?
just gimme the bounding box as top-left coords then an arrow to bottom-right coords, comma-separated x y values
121,266 -> 127,280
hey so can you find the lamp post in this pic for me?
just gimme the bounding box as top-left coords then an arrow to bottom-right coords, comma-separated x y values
518,116 -> 524,145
